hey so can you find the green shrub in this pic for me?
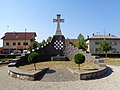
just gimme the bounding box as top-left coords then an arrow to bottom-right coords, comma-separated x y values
28,52 -> 39,70
92,53 -> 120,58
74,53 -> 85,70
0,54 -> 21,59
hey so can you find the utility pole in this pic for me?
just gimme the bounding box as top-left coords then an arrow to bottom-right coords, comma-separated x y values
104,29 -> 106,40
25,28 -> 27,50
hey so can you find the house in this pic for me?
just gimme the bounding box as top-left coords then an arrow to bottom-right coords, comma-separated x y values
1,32 -> 36,54
86,34 -> 120,53
68,39 -> 78,45
0,47 -> 3,54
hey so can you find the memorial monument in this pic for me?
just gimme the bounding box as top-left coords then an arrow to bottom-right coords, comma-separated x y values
36,14 -> 97,62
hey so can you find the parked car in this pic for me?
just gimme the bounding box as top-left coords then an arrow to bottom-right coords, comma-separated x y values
11,50 -> 21,54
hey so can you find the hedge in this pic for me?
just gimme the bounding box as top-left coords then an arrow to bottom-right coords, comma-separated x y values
92,53 -> 120,58
0,54 -> 21,59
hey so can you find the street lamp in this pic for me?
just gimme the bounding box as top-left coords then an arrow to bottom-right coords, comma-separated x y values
25,28 -> 27,50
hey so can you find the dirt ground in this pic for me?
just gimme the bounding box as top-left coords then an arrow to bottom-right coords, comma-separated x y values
19,61 -> 100,71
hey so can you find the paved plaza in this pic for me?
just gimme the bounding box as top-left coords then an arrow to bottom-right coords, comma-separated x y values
0,65 -> 120,90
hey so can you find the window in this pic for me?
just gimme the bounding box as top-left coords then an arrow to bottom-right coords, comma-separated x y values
13,42 -> 16,46
111,42 -> 117,45
26,42 -> 28,45
95,42 -> 100,45
23,42 -> 28,45
31,39 -> 33,42
95,48 -> 101,52
6,42 -> 9,46
18,42 -> 21,45
111,48 -> 117,53
23,42 -> 25,45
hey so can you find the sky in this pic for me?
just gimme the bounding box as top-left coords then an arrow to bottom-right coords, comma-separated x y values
0,0 -> 120,47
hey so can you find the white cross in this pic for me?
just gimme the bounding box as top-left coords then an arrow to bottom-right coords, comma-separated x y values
53,14 -> 64,35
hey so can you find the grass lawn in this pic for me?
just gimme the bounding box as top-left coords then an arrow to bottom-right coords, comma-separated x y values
102,58 -> 120,66
19,61 -> 100,71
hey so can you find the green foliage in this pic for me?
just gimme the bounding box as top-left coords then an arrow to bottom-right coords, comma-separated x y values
32,41 -> 38,49
74,53 -> 85,64
66,37 -> 70,41
74,53 -> 85,70
0,54 -> 20,59
76,33 -> 87,51
27,45 -> 33,53
99,40 -> 112,58
37,39 -> 47,48
38,36 -> 52,48
28,52 -> 39,63
92,53 -> 120,58
27,42 -> 38,53
38,43 -> 43,48
47,36 -> 52,42
99,40 -> 112,53
41,39 -> 46,45
28,52 -> 39,70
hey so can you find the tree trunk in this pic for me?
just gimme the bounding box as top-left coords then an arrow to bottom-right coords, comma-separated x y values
34,63 -> 37,71
78,64 -> 80,70
105,52 -> 107,58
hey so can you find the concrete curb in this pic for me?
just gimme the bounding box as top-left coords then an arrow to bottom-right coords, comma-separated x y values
8,66 -> 49,81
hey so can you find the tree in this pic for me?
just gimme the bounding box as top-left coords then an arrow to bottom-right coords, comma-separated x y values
32,41 -> 38,50
41,39 -> 46,45
99,40 -> 112,58
47,36 -> 52,43
74,53 -> 85,70
76,33 -> 87,51
27,42 -> 38,53
38,42 -> 43,48
27,45 -> 33,53
66,37 -> 70,41
28,52 -> 39,71
37,39 -> 47,48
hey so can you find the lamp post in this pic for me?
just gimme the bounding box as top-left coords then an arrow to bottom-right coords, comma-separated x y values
25,28 -> 27,50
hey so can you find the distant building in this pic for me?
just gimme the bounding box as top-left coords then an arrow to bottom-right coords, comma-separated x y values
1,32 -> 36,54
69,39 -> 78,45
0,47 -> 3,54
86,34 -> 120,53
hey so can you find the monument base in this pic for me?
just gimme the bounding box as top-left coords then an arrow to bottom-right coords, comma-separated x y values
51,55 -> 67,61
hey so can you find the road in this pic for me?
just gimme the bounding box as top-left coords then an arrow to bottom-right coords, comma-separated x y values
0,65 -> 119,90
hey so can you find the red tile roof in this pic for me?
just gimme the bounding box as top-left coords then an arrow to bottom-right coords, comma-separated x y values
0,47 -> 3,52
69,39 -> 77,45
1,32 -> 36,40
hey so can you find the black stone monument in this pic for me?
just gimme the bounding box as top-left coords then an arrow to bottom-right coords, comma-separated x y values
36,14 -> 67,61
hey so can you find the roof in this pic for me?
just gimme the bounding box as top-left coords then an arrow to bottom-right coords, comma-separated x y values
69,39 -> 77,45
0,47 -> 3,52
1,32 -> 36,40
87,34 -> 120,40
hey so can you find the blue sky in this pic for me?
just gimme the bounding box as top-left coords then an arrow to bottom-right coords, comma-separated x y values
0,0 -> 120,47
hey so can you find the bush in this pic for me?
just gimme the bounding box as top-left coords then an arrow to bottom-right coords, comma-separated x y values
28,52 -> 38,63
92,53 -> 120,58
74,53 -> 85,70
0,54 -> 21,59
28,52 -> 39,70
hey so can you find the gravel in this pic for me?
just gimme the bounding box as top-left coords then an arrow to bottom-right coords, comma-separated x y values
40,68 -> 79,82
0,65 -> 120,90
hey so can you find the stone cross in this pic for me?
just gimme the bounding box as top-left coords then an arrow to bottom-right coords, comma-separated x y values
53,14 -> 64,35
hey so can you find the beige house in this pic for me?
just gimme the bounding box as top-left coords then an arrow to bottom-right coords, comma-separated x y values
86,34 -> 120,53
1,32 -> 36,54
